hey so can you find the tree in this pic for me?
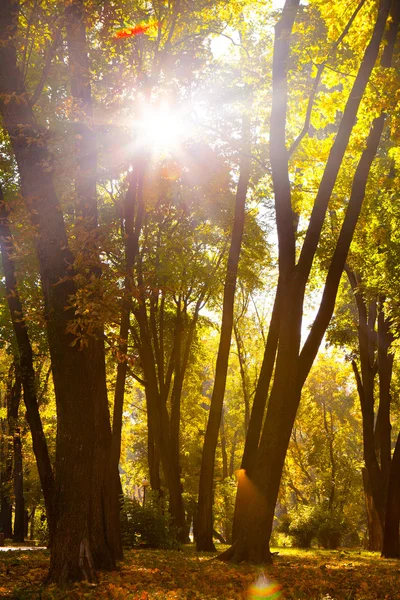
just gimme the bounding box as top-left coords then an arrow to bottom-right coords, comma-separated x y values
0,0 -> 119,582
196,112 -> 251,551
220,0 -> 397,564
0,188 -> 55,542
128,179 -> 227,540
279,351 -> 364,549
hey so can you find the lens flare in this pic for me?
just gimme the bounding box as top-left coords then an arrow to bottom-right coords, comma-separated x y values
134,105 -> 190,154
248,574 -> 282,600
114,21 -> 159,39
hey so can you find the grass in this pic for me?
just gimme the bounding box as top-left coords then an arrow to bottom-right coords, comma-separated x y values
0,545 -> 399,599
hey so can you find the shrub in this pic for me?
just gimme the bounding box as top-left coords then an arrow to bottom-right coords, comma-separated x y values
314,507 -> 347,550
121,494 -> 181,550
288,506 -> 317,548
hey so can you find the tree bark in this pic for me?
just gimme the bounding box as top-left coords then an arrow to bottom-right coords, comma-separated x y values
382,433 -> 400,557
362,468 -> 383,551
66,0 -> 122,564
196,113 -> 251,551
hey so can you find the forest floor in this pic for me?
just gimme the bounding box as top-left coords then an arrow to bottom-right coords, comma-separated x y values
0,545 -> 399,600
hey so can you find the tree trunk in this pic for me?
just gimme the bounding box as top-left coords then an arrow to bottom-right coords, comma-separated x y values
0,2 -> 116,582
30,506 -> 36,541
112,166 -> 145,501
362,468 -> 383,551
220,411 -> 228,480
0,373 -> 13,539
233,324 -> 250,432
0,190 -> 56,542
376,310 -> 393,502
139,323 -> 187,541
170,304 -> 183,479
66,0 -> 122,564
229,432 -> 237,478
231,286 -> 280,543
147,417 -> 161,493
382,433 -> 400,557
196,113 -> 251,552
220,411 -> 231,543
347,271 -> 385,518
13,427 -> 24,543
220,0 -> 392,564
6,366 -> 24,542
0,490 -> 12,540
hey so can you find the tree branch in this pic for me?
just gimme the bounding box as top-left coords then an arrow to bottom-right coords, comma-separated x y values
288,0 -> 367,158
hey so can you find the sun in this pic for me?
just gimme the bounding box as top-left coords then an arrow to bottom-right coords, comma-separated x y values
133,103 -> 191,155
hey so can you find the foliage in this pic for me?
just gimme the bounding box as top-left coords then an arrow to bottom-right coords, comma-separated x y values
279,503 -> 350,551
313,505 -> 348,550
213,475 -> 237,541
287,505 -> 318,549
120,495 -> 181,550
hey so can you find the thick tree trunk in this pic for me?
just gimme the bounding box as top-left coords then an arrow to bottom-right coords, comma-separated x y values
66,0 -> 122,564
196,114 -> 251,552
0,2 -> 116,582
362,468 -> 383,551
226,112 -> 389,562
231,286 -> 280,543
225,279 -> 303,563
147,418 -> 162,493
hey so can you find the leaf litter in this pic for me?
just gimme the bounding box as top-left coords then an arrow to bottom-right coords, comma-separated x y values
0,546 -> 399,599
